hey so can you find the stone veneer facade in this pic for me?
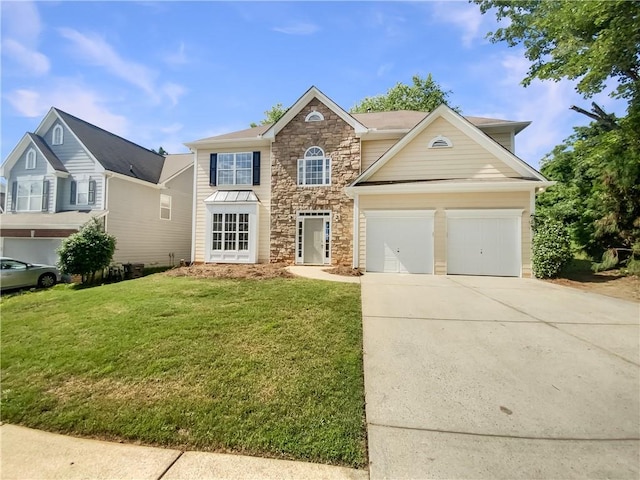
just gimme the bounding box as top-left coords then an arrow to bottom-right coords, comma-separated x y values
270,99 -> 361,265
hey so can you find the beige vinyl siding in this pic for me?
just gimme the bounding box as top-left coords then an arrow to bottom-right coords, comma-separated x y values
357,191 -> 533,277
369,117 -> 520,182
361,139 -> 397,171
106,171 -> 193,265
485,131 -> 513,152
193,146 -> 271,263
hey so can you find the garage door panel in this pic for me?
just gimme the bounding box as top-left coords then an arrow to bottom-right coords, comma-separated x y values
2,238 -> 63,266
447,212 -> 521,277
366,212 -> 434,274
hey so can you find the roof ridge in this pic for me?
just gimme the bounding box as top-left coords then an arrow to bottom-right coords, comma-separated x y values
53,108 -> 166,159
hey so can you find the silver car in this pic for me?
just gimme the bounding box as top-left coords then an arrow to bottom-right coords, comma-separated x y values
0,257 -> 61,290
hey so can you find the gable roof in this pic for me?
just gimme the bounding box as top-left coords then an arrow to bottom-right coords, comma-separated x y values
27,133 -> 68,173
261,86 -> 368,139
54,109 -> 166,184
352,104 -> 546,185
159,153 -> 194,184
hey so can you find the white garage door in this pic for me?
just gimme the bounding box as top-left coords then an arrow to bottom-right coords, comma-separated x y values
365,210 -> 434,274
447,210 -> 522,277
2,238 -> 63,266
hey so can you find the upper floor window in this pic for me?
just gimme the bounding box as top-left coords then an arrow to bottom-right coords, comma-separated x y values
52,125 -> 64,145
70,179 -> 96,206
26,149 -> 36,169
305,110 -> 324,122
15,180 -> 42,211
209,152 -> 260,187
298,146 -> 331,186
429,135 -> 452,148
160,194 -> 171,220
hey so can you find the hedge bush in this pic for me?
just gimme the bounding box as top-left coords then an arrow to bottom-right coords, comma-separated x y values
532,217 -> 573,278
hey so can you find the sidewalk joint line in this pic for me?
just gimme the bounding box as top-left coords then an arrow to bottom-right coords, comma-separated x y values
369,422 -> 640,442
157,451 -> 184,480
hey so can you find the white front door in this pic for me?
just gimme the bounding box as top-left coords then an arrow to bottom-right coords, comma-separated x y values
303,218 -> 324,264
365,211 -> 434,274
447,210 -> 521,277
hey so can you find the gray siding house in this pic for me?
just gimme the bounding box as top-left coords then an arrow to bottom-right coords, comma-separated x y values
0,108 -> 193,266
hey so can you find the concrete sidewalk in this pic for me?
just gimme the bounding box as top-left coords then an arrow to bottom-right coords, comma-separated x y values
0,424 -> 368,480
286,266 -> 360,283
361,274 -> 640,479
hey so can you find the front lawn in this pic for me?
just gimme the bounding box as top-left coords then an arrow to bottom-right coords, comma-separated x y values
0,274 -> 366,467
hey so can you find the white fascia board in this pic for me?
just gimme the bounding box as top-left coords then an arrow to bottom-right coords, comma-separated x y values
477,121 -> 531,135
364,209 -> 436,218
160,163 -> 194,187
446,209 -> 524,218
1,133 -> 33,177
345,180 -> 554,197
262,86 -> 368,140
184,137 -> 270,149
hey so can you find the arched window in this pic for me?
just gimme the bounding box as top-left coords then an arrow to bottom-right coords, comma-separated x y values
52,125 -> 64,145
298,146 -> 331,186
26,149 -> 36,169
429,135 -> 452,148
305,110 -> 324,122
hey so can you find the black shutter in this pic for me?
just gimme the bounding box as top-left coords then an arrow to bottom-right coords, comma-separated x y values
88,180 -> 96,204
209,153 -> 217,186
70,180 -> 76,205
10,181 -> 17,212
41,180 -> 50,212
252,151 -> 261,185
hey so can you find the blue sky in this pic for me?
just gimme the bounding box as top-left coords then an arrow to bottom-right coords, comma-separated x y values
1,1 -> 627,169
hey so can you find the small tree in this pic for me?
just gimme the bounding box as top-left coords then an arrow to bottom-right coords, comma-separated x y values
532,216 -> 573,279
58,218 -> 116,284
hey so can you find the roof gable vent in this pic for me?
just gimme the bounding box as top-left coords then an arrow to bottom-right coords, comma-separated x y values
429,135 -> 452,148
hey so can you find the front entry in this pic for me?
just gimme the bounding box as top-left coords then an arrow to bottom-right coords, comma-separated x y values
296,211 -> 331,265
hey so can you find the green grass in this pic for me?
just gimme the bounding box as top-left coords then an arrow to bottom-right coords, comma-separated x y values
0,275 -> 366,467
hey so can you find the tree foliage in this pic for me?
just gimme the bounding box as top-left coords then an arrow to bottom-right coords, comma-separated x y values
350,74 -> 458,113
250,103 -> 286,128
57,218 -> 116,283
475,0 -> 640,100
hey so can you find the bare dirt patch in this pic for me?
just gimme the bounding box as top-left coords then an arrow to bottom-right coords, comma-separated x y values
546,270 -> 639,302
163,263 -> 294,280
324,266 -> 363,277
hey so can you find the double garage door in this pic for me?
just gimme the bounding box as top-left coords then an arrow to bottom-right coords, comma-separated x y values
365,210 -> 521,277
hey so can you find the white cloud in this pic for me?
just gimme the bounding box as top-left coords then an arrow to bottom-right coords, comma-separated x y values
431,2 -> 487,48
6,82 -> 129,137
273,22 -> 319,35
162,83 -> 187,106
163,42 -> 189,67
59,28 -> 158,98
160,123 -> 184,135
2,39 -> 50,76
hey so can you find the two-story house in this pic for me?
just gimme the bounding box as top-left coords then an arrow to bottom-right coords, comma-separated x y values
186,86 -> 551,277
0,108 -> 193,267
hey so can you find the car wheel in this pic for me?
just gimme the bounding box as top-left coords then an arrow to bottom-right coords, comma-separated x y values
38,273 -> 57,288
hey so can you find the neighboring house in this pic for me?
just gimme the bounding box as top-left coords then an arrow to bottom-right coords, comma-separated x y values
0,108 -> 193,267
187,86 -> 552,277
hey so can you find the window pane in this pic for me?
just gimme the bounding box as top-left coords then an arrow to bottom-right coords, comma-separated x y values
218,170 -> 234,185
218,154 -> 234,169
236,169 -> 251,185
236,152 -> 252,168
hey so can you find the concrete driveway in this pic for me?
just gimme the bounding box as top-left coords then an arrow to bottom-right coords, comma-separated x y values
361,274 -> 640,479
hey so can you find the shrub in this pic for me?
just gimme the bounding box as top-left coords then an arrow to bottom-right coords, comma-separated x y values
57,218 -> 116,283
532,217 -> 573,278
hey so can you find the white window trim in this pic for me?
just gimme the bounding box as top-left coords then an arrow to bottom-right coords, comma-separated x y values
296,211 -> 331,265
428,135 -> 452,148
26,149 -> 36,170
217,152 -> 253,186
297,147 -> 331,186
160,194 -> 172,220
52,125 -> 64,145
16,179 -> 43,212
205,203 -> 258,263
76,179 -> 90,206
305,110 -> 324,122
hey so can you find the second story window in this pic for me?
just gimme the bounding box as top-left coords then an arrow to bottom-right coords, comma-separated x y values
52,125 -> 64,145
70,179 -> 96,206
209,152 -> 260,187
160,194 -> 171,220
26,149 -> 36,169
298,146 -> 331,186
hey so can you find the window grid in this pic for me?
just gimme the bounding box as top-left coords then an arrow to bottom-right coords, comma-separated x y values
212,213 -> 250,252
26,150 -> 36,170
76,181 -> 89,205
17,181 -> 42,211
297,147 -> 331,186
217,152 -> 252,186
160,194 -> 171,220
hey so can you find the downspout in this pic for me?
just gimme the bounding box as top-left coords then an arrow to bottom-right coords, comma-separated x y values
352,193 -> 359,269
190,149 -> 197,264
103,173 -> 111,232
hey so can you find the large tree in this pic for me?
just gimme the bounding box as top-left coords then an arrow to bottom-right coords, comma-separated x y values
476,0 -> 640,271
249,103 -> 286,128
350,74 -> 457,113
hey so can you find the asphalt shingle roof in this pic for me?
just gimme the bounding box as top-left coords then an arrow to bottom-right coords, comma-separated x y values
27,133 -> 68,173
55,109 -> 165,184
